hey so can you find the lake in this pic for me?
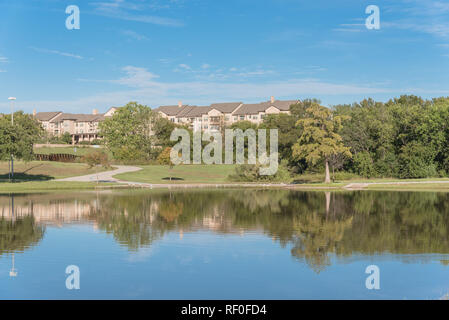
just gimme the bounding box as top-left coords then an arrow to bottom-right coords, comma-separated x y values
0,189 -> 448,299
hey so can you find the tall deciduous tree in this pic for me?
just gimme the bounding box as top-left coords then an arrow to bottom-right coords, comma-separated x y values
99,102 -> 156,161
292,103 -> 351,183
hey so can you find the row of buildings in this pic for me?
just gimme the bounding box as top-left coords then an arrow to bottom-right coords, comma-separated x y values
34,97 -> 298,144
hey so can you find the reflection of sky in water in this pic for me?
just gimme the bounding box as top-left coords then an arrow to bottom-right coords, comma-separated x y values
0,190 -> 448,299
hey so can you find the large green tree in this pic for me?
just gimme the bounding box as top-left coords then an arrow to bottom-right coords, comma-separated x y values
0,111 -> 43,161
99,102 -> 157,161
292,103 -> 351,183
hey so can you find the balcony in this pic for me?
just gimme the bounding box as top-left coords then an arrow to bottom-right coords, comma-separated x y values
209,116 -> 222,124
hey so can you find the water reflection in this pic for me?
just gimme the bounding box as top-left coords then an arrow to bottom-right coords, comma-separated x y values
1,190 -> 449,273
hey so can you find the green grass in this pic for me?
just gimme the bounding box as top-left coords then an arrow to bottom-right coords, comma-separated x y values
115,164 -> 237,184
366,183 -> 449,191
0,161 -> 110,181
34,146 -> 96,156
0,181 -> 116,193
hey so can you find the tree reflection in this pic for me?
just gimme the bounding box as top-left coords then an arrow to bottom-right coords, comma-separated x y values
4,189 -> 449,273
0,216 -> 45,255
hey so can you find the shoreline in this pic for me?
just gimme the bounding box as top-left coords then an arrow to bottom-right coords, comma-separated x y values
1,179 -> 449,193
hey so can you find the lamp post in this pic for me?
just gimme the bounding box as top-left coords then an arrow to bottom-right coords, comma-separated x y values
8,97 -> 16,181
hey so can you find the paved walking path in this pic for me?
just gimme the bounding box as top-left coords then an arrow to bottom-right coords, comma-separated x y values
56,165 -> 449,190
56,165 -> 142,182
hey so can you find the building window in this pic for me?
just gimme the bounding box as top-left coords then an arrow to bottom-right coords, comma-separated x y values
234,116 -> 237,120
240,116 -> 244,120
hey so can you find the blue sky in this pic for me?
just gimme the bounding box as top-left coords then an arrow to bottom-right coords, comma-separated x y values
1,0 -> 449,113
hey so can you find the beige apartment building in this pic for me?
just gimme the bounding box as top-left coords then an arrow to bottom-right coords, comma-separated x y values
35,108 -> 113,144
154,97 -> 298,132
34,97 -> 298,144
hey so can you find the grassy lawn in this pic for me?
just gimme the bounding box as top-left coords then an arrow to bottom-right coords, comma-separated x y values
0,181 -> 115,193
34,146 -> 96,156
0,161 -> 111,181
115,164 -> 237,184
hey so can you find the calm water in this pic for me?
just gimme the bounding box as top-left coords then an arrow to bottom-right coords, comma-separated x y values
0,189 -> 448,299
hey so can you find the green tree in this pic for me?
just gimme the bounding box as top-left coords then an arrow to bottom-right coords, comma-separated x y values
0,111 -> 43,161
153,117 -> 177,148
292,103 -> 351,183
99,102 -> 156,161
61,132 -> 72,144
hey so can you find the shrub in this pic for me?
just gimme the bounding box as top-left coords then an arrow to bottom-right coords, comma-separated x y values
157,147 -> 173,166
82,150 -> 110,169
61,132 -> 72,144
228,161 -> 291,183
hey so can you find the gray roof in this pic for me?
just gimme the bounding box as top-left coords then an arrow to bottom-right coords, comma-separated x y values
268,100 -> 299,111
35,111 -> 62,121
176,105 -> 198,118
233,103 -> 267,115
153,99 -> 298,118
233,100 -> 298,115
51,113 -> 105,123
209,102 -> 242,113
184,106 -> 211,117
154,105 -> 190,117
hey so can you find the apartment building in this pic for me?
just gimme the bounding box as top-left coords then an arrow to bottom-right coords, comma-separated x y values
34,97 -> 299,144
154,97 -> 298,132
35,109 -> 112,144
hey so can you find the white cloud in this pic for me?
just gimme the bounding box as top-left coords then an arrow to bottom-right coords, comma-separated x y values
0,56 -> 8,63
175,63 -> 192,72
9,66 -> 395,112
383,21 -> 449,38
30,47 -> 83,59
90,0 -> 184,27
121,30 -> 149,41
113,66 -> 160,88
201,63 -> 210,69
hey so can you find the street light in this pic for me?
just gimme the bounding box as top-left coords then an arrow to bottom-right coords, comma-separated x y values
8,97 -> 16,181
8,97 -> 16,125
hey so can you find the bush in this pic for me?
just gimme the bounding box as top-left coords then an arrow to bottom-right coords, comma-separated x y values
61,132 -> 72,144
157,147 -> 173,166
228,161 -> 291,182
90,139 -> 103,145
82,150 -> 110,169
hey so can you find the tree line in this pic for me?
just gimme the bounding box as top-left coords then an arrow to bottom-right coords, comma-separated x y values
2,95 -> 449,181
